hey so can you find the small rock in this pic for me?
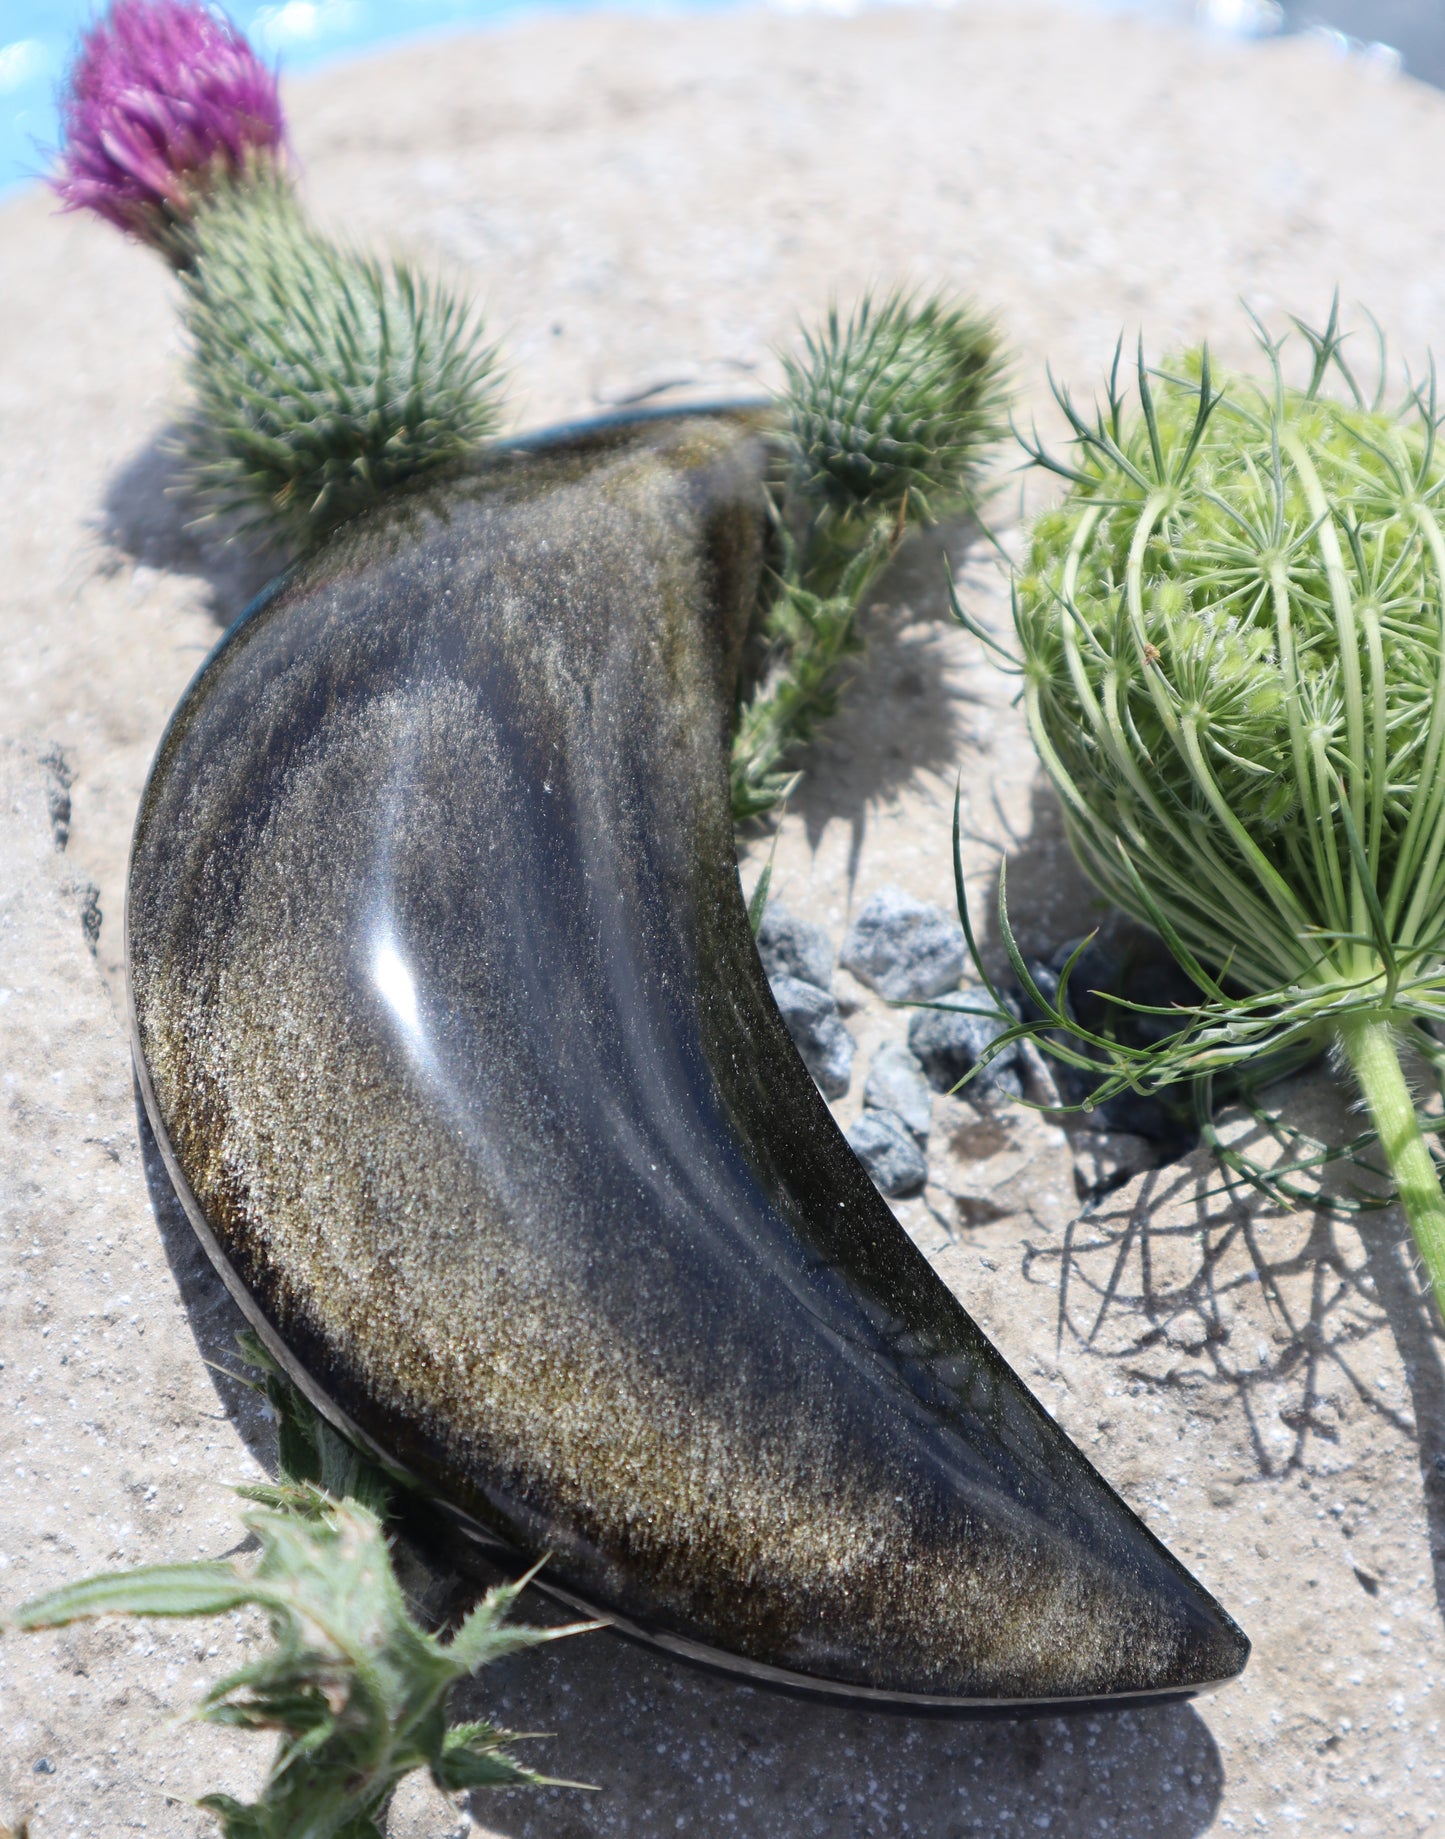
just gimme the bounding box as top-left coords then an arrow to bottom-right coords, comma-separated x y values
39,744 -> 72,852
1072,1129 -> 1160,1202
770,974 -> 854,1097
839,885 -> 967,1000
862,1040 -> 932,1141
756,901 -> 834,993
846,1108 -> 928,1197
78,880 -> 102,949
908,994 -> 1023,1099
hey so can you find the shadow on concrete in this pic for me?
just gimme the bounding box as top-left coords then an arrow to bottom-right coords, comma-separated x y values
100,425 -> 287,623
1361,1214 -> 1445,1623
464,1624 -> 1225,1839
1021,1089 -> 1445,1630
136,1081 -> 275,1473
780,514 -> 996,896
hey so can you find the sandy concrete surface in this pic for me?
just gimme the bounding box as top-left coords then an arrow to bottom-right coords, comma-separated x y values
3,4 -> 1445,1833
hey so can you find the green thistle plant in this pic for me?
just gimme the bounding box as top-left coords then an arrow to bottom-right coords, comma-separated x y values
53,3 -> 506,552
785,291 -> 1005,526
731,291 -> 1007,820
10,1335 -> 592,1838
180,175 -> 504,544
979,303 -> 1445,1319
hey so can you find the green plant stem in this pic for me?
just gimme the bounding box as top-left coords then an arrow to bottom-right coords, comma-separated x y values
730,517 -> 894,821
1340,1014 -> 1445,1319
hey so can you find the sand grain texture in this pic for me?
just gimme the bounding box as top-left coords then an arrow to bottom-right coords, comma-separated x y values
3,6 -> 1445,1834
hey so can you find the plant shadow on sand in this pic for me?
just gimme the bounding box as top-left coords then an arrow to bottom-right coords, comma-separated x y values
777,515 -> 996,890
138,1089 -> 1226,1839
99,424 -> 288,620
989,782 -> 1445,1635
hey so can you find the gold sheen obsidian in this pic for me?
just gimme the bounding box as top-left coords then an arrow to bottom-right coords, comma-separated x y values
127,409 -> 1249,1709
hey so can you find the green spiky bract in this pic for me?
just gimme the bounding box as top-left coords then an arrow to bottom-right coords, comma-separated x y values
731,291 -> 1006,821
180,175 -> 504,545
1004,304 -> 1445,1319
10,1335 -> 592,1838
785,291 -> 1006,525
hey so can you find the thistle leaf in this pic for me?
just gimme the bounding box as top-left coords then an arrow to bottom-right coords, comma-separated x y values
9,1334 -> 590,1835
228,1331 -> 393,1519
434,1722 -> 550,1791
13,1563 -> 252,1628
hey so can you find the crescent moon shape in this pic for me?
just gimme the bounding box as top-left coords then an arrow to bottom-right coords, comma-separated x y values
127,407 -> 1248,1709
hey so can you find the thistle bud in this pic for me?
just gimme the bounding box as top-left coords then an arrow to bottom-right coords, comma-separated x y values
52,0 -> 286,253
783,292 -> 1005,524
180,177 -> 504,543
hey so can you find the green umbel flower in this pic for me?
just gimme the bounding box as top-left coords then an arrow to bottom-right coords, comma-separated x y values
784,291 -> 1005,524
180,176 -> 504,543
1009,305 -> 1445,1318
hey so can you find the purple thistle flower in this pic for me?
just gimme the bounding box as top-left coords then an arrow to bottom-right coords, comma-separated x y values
53,1 -> 286,247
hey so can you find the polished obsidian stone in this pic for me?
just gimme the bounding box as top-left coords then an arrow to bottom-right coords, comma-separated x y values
128,409 -> 1249,1708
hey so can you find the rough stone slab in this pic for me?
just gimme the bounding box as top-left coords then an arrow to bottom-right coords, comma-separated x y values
0,745 -> 269,1827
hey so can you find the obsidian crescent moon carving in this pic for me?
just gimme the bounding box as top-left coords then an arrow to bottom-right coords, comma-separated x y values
127,407 -> 1249,1709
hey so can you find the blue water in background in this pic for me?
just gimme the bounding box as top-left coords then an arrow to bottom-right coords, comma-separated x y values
2,0 -> 1440,200
0,0 -> 662,194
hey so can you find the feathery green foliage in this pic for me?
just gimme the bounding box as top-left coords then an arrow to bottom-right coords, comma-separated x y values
973,303 -> 1445,1315
11,1334 -> 591,1837
179,175 -> 504,545
731,291 -> 1007,821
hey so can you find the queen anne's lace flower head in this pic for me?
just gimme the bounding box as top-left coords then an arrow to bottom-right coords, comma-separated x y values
53,1 -> 286,247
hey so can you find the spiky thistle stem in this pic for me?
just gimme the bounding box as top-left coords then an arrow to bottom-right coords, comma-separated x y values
732,292 -> 1007,821
177,174 -> 504,543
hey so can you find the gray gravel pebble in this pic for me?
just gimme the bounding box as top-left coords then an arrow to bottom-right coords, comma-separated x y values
862,1040 -> 933,1141
908,995 -> 1024,1099
839,884 -> 967,1000
769,973 -> 855,1097
755,901 -> 834,993
845,1108 -> 929,1197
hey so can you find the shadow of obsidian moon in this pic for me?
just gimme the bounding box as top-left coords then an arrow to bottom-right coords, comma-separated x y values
125,406 -> 1249,1710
